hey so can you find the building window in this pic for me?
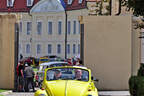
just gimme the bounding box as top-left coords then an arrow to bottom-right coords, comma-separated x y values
78,44 -> 80,54
19,44 -> 21,54
7,0 -> 14,7
57,44 -> 61,54
68,21 -> 71,35
48,44 -> 52,54
26,44 -> 30,54
79,22 -> 80,34
48,21 -> 52,35
37,21 -> 42,35
67,44 -> 70,54
79,0 -> 83,3
19,22 -> 22,33
27,0 -> 33,6
58,21 -> 62,35
37,44 -> 41,54
73,44 -> 76,54
73,21 -> 76,34
68,0 -> 72,4
27,22 -> 32,35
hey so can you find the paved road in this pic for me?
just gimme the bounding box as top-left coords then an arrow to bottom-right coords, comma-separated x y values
0,91 -> 130,96
6,92 -> 34,96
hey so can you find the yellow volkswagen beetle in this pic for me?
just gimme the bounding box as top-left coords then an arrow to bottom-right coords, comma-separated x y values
34,66 -> 98,96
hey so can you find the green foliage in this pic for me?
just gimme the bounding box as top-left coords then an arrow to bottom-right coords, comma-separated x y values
129,64 -> 144,96
129,76 -> 144,96
128,0 -> 144,16
0,89 -> 7,93
129,76 -> 137,96
138,64 -> 144,76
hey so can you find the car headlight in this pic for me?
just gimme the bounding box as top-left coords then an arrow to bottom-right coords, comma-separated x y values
38,94 -> 45,96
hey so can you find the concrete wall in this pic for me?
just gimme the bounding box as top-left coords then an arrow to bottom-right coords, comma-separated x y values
0,15 -> 16,89
84,16 -> 138,90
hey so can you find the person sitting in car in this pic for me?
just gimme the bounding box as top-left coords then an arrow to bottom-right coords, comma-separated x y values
53,70 -> 62,80
75,69 -> 82,80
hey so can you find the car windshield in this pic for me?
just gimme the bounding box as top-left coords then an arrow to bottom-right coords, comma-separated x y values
46,68 -> 89,81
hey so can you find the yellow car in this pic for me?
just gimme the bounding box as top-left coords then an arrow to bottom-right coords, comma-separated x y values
34,66 -> 98,96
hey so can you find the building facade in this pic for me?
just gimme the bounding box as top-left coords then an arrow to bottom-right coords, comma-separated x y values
0,0 -> 88,59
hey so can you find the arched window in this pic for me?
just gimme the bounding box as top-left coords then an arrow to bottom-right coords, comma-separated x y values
26,44 -> 30,54
58,21 -> 62,35
37,44 -> 41,54
7,0 -> 14,7
37,21 -> 42,35
48,44 -> 52,54
27,0 -> 34,6
73,44 -> 76,54
67,44 -> 70,54
73,21 -> 76,34
57,44 -> 61,54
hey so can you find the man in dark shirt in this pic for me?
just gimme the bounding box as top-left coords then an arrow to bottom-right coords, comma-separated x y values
17,63 -> 24,92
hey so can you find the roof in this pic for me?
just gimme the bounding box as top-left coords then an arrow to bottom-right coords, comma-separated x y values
0,0 -> 86,12
0,0 -> 39,12
40,61 -> 68,66
58,0 -> 66,9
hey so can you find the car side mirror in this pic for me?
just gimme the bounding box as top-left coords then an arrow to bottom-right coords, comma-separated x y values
91,76 -> 99,82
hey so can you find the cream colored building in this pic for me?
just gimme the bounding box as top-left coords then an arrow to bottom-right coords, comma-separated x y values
18,0 -> 88,59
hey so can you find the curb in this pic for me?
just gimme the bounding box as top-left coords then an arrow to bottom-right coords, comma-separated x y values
0,91 -> 12,95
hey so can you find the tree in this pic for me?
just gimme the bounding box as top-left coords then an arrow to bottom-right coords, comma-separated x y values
128,0 -> 144,16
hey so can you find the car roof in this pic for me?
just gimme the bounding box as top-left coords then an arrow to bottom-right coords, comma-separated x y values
40,61 -> 68,66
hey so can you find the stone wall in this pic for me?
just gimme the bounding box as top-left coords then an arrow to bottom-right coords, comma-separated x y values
0,15 -> 16,89
84,16 -> 139,90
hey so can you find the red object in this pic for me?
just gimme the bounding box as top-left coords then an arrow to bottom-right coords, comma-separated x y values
41,88 -> 45,90
20,57 -> 33,65
35,74 -> 39,81
16,63 -> 20,76
67,59 -> 72,66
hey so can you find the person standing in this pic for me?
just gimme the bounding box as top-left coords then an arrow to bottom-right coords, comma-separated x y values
17,62 -> 24,92
24,63 -> 35,92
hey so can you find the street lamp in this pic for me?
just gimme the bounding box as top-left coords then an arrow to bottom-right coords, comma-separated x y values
65,11 -> 68,59
78,16 -> 84,64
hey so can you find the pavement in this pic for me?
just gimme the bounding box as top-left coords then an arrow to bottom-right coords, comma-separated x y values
0,90 -> 130,96
99,91 -> 130,96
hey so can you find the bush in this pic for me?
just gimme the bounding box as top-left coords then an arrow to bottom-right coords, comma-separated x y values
138,64 -> 144,76
129,76 -> 144,96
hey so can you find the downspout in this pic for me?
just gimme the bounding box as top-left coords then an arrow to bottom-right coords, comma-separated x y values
65,10 -> 67,59
109,0 -> 112,15
28,11 -> 33,57
116,0 -> 121,15
13,21 -> 19,92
